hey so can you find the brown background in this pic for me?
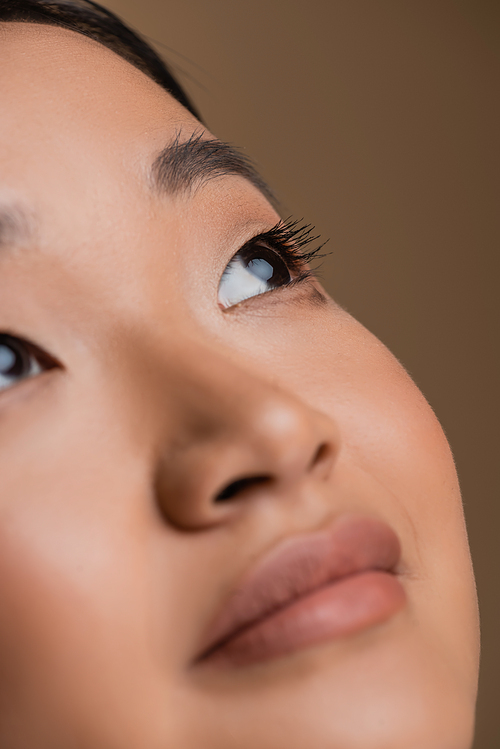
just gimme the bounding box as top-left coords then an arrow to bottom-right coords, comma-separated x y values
104,1 -> 499,744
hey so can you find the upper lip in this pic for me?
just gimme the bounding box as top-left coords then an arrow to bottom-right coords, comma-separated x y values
197,513 -> 402,661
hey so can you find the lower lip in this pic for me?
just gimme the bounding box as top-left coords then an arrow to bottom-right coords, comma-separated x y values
204,571 -> 406,667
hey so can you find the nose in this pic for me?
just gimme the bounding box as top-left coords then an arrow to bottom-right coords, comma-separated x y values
153,341 -> 340,530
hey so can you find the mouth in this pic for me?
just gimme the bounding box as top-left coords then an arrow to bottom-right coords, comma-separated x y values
196,514 -> 406,667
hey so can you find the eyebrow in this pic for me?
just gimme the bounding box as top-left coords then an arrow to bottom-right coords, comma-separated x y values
150,131 -> 276,204
0,136 -> 274,253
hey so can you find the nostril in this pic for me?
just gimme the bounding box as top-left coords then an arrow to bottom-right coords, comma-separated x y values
310,442 -> 334,473
215,475 -> 271,502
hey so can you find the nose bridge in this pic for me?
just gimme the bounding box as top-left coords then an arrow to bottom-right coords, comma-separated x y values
153,336 -> 340,529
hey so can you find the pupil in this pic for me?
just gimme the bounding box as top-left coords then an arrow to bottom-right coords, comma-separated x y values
247,257 -> 274,282
243,245 -> 291,288
0,342 -> 23,377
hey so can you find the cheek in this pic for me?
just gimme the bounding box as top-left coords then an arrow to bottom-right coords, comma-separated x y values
234,304 -> 479,681
0,510 -> 186,747
0,406 -> 171,743
275,307 -> 471,549
245,305 -> 464,538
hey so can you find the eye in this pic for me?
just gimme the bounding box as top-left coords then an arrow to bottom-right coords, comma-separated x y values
218,240 -> 292,308
0,335 -> 48,392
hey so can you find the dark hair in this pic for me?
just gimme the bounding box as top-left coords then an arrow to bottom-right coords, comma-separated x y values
0,0 -> 201,120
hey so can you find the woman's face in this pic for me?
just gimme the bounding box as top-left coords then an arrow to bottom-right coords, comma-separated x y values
0,23 -> 479,749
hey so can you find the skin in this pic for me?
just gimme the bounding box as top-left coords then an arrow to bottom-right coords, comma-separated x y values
0,22 -> 479,749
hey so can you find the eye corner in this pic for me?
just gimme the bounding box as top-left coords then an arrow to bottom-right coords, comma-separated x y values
0,333 -> 61,396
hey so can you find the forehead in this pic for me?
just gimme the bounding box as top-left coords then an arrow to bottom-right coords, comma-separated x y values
0,26 -> 270,246
0,21 -> 195,147
0,22 -> 272,230
0,24 -> 276,329
0,23 -> 203,240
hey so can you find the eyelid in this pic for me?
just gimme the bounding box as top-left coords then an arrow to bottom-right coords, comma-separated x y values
219,271 -> 322,315
241,218 -> 329,273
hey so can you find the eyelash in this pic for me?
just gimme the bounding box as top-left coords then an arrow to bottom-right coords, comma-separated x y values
246,217 -> 329,289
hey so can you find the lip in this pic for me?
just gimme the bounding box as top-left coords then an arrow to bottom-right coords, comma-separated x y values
196,514 -> 406,666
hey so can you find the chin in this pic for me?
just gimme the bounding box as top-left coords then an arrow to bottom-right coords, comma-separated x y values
185,613 -> 477,749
